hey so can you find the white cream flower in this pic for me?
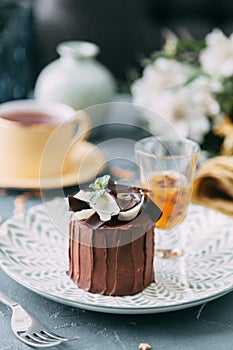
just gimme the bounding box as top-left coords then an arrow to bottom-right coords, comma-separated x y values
131,58 -> 219,143
200,29 -> 233,78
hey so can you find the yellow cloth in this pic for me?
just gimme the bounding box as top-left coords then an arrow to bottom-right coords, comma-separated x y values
192,156 -> 233,217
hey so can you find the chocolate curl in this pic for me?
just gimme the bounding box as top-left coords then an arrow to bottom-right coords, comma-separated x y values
68,195 -> 89,212
68,180 -> 162,230
68,195 -> 105,229
109,181 -> 162,223
108,180 -> 142,211
108,180 -> 152,198
85,213 -> 105,229
143,196 -> 162,223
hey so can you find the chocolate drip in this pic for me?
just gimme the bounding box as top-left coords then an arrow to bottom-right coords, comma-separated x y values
131,233 -> 145,293
92,232 -> 107,294
78,225 -> 93,291
144,227 -> 154,286
105,232 -> 119,295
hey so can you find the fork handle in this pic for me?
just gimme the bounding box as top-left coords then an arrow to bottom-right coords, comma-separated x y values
0,290 -> 19,309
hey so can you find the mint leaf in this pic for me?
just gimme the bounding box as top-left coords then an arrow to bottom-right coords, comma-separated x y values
89,175 -> 110,191
89,175 -> 110,204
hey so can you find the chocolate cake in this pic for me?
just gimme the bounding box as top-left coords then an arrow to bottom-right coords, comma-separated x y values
67,176 -> 162,296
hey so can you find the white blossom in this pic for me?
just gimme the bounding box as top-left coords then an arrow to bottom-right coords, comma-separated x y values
200,29 -> 233,78
131,58 -> 219,143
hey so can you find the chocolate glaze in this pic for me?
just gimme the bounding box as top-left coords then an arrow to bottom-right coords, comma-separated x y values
68,211 -> 155,296
67,180 -> 162,296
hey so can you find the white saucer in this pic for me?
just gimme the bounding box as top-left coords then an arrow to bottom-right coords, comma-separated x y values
0,141 -> 106,189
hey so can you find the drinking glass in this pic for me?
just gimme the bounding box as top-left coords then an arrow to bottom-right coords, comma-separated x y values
135,136 -> 200,259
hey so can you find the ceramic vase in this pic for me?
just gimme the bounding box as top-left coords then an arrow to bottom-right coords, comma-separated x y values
34,41 -> 116,127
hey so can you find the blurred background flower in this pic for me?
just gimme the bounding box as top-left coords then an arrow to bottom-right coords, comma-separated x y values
131,29 -> 233,155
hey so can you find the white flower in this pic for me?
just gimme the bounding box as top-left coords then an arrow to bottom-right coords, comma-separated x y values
200,29 -> 233,78
131,58 -> 219,143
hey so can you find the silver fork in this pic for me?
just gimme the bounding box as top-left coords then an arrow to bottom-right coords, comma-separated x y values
0,290 -> 79,348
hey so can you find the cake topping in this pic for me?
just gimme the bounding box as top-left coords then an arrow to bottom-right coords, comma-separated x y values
68,175 -> 162,228
88,174 -> 110,204
74,188 -> 120,221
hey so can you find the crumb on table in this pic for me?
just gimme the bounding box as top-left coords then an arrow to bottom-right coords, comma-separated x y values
139,343 -> 152,350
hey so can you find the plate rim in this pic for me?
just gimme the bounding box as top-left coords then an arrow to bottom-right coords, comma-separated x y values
1,263 -> 233,314
1,201 -> 233,314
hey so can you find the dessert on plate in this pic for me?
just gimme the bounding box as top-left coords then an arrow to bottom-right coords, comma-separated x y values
67,175 -> 162,296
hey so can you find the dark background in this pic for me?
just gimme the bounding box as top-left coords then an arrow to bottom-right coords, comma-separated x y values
32,0 -> 233,83
0,0 -> 233,101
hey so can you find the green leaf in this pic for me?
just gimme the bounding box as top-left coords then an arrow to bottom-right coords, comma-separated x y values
89,175 -> 110,191
89,175 -> 110,204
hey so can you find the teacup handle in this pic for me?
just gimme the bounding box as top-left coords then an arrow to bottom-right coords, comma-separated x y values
72,111 -> 91,143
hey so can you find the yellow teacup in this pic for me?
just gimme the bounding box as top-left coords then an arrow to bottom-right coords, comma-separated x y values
0,99 -> 90,179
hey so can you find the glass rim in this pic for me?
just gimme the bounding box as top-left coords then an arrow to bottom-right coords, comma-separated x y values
135,136 -> 200,159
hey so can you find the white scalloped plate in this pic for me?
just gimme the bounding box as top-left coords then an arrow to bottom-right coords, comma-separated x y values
1,199 -> 233,314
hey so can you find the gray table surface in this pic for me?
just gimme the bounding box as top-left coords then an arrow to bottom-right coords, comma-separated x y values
1,116 -> 233,350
